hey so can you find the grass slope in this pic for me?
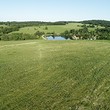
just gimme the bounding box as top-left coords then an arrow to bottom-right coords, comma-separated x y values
0,40 -> 110,110
11,23 -> 104,35
11,23 -> 83,34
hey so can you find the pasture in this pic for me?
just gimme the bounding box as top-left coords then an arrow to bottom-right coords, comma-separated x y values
0,40 -> 110,110
11,23 -> 103,35
11,23 -> 83,34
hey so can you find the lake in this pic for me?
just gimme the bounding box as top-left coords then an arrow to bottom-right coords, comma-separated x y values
47,36 -> 70,40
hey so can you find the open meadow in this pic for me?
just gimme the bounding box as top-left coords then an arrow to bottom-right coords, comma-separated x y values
11,23 -> 83,34
11,23 -> 103,35
0,40 -> 110,110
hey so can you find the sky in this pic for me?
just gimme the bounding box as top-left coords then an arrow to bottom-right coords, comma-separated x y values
0,0 -> 110,21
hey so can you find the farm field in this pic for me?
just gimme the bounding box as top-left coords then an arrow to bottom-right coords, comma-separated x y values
0,40 -> 110,110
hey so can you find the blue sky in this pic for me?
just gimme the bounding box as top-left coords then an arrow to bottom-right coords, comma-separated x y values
0,0 -> 110,21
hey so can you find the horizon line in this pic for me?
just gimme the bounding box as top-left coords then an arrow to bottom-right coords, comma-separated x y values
0,19 -> 110,22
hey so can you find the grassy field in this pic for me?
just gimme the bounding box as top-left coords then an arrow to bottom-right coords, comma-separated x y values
0,25 -> 8,27
0,40 -> 110,110
10,23 -> 104,35
11,23 -> 83,34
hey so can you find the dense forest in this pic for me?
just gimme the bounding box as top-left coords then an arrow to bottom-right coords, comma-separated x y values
0,20 -> 110,40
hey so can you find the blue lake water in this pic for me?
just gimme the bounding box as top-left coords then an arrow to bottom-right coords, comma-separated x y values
47,36 -> 70,40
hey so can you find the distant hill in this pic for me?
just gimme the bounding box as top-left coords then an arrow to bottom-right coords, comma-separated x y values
80,20 -> 110,27
0,20 -> 110,27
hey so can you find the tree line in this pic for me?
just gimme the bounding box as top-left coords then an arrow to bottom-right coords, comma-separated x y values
0,21 -> 67,27
81,20 -> 110,27
61,26 -> 110,40
0,31 -> 45,41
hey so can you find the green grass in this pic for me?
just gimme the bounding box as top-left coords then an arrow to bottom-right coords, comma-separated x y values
0,40 -> 110,110
11,23 -> 83,34
0,25 -> 8,27
11,23 -> 104,35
